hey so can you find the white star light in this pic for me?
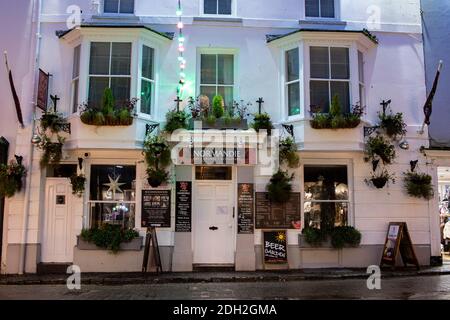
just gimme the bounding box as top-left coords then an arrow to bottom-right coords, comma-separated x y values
103,175 -> 126,195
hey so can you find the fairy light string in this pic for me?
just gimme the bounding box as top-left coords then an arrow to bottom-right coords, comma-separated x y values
176,0 -> 186,101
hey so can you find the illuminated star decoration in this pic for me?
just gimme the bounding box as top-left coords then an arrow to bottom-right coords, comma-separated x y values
103,175 -> 126,197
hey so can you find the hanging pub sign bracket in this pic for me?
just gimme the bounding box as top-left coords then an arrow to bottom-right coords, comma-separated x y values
282,124 -> 295,139
364,126 -> 379,137
145,123 -> 160,137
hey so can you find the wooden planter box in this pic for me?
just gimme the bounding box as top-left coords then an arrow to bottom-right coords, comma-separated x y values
189,118 -> 248,130
76,236 -> 143,251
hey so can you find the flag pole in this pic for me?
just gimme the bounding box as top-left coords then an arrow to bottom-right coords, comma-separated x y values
4,50 -> 25,128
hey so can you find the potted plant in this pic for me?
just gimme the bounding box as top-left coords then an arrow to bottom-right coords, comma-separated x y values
147,167 -> 170,188
301,227 -> 327,247
144,135 -> 171,188
365,135 -> 396,164
310,97 -> 364,130
212,95 -> 225,119
39,135 -> 65,167
0,155 -> 26,198
379,110 -> 407,138
251,112 -> 274,135
164,109 -> 189,133
40,111 -> 67,133
267,169 -> 294,203
330,226 -> 362,249
78,224 -> 141,253
279,137 -> 300,168
70,174 -> 86,197
403,171 -> 434,200
365,169 -> 396,189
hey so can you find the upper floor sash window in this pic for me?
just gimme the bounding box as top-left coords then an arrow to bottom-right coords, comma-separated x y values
305,0 -> 335,18
104,0 -> 135,14
72,45 -> 81,113
286,47 -> 301,116
204,0 -> 232,15
140,45 -> 155,115
200,53 -> 234,107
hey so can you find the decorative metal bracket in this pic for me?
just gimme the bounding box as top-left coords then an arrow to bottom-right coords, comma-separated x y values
364,126 -> 379,137
145,123 -> 160,136
282,124 -> 295,139
60,123 -> 71,134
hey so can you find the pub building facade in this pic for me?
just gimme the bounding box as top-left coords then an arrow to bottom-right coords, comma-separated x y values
0,0 -> 440,274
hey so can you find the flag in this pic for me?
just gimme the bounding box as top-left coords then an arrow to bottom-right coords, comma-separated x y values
4,52 -> 24,127
423,60 -> 443,126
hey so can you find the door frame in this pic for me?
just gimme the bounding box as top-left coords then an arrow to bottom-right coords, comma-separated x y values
192,166 -> 237,265
0,137 -> 9,271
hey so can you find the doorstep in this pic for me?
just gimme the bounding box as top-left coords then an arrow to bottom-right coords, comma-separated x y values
2,266 -> 450,285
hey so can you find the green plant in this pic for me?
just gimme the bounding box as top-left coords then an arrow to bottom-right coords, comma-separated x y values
164,109 -> 189,133
102,88 -> 116,125
365,169 -> 396,189
144,135 -> 171,168
331,115 -> 346,129
223,112 -> 232,125
379,111 -> 407,138
92,111 -> 106,126
147,167 -> 169,188
80,225 -> 140,253
0,156 -> 26,198
366,135 -> 396,164
70,174 -> 86,197
267,170 -> 294,203
251,113 -> 274,134
310,113 -> 330,129
39,135 -> 65,167
205,114 -> 217,126
403,171 -> 434,200
330,226 -> 362,249
212,95 -> 225,118
279,137 -> 300,168
117,108 -> 132,125
40,112 -> 67,133
330,94 -> 342,118
302,227 -> 326,246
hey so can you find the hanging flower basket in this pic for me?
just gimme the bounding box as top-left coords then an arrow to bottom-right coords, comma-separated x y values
365,169 -> 395,189
403,171 -> 434,200
147,167 -> 169,188
0,156 -> 26,198
70,174 -> 86,197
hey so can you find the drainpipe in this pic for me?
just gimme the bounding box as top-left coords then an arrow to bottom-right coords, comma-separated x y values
18,0 -> 42,275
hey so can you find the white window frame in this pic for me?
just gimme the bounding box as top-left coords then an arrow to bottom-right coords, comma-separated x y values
102,0 -> 135,15
282,44 -> 304,119
139,44 -> 156,116
300,158 -> 354,231
71,45 -> 81,114
302,0 -> 340,21
358,50 -> 366,107
200,0 -> 236,17
197,48 -> 238,106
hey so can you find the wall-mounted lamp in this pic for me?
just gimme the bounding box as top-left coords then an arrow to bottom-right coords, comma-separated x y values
399,140 -> 410,150
31,134 -> 41,145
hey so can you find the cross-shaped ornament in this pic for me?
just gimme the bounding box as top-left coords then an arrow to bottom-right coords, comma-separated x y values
380,99 -> 391,117
50,95 -> 60,112
174,96 -> 183,112
256,97 -> 264,114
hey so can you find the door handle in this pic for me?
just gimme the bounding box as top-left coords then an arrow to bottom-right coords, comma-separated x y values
209,226 -> 218,231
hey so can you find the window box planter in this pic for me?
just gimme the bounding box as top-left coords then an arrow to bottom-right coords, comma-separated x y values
298,234 -> 332,248
189,118 -> 248,130
76,235 -> 143,251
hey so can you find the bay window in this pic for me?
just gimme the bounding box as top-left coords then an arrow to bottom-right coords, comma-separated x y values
104,0 -> 134,14
309,46 -> 350,114
204,0 -> 232,15
140,45 -> 155,115
285,48 -> 301,116
303,165 -> 349,231
305,0 -> 335,18
88,42 -> 132,108
89,165 -> 136,229
200,53 -> 234,107
71,45 -> 81,113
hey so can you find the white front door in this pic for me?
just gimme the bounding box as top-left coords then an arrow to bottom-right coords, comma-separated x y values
193,182 -> 235,265
42,179 -> 74,263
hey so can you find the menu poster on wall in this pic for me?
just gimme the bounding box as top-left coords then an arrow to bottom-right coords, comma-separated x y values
141,190 -> 171,228
237,183 -> 254,234
255,193 -> 301,229
175,181 -> 192,232
263,230 -> 288,265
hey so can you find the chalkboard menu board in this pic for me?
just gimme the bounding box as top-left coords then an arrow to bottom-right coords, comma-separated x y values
175,182 -> 192,232
255,193 -> 301,229
141,190 -> 171,228
263,230 -> 287,265
238,183 -> 254,234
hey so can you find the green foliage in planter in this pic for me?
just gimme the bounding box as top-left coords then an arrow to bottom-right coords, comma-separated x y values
144,135 -> 171,168
365,169 -> 396,189
205,114 -> 217,126
310,99 -> 364,130
310,113 -> 330,129
164,109 -> 189,133
212,95 -> 225,118
147,167 -> 170,188
0,156 -> 26,198
379,111 -> 407,138
302,227 -> 327,247
403,171 -> 434,200
330,226 -> 362,249
279,137 -> 300,168
40,112 -> 67,133
251,113 -> 274,134
267,170 -> 294,203
330,94 -> 341,118
92,111 -> 106,126
80,224 -> 140,253
102,88 -> 116,125
39,135 -> 65,167
223,112 -> 233,125
117,108 -> 133,126
70,174 -> 86,197
366,135 -> 396,164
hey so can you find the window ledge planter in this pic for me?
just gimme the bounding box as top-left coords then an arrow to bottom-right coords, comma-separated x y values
189,118 -> 248,130
76,235 -> 143,251
298,235 -> 361,249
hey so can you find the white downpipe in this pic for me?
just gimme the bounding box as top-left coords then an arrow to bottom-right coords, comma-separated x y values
18,0 -> 42,275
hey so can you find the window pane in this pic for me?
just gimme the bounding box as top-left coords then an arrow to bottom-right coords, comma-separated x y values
111,77 -> 131,106
217,86 -> 233,108
90,203 -> 135,229
88,77 -> 109,108
104,0 -> 119,13
204,0 -> 217,14
310,80 -> 330,113
359,84 -> 365,106
89,42 -> 110,75
288,82 -> 300,116
286,48 -> 299,82
218,54 -> 234,85
72,79 -> 79,113
111,43 -> 131,75
200,86 -> 216,105
330,81 -> 350,113
304,202 -> 348,230
201,54 -> 217,84
73,45 -> 81,79
218,0 -> 232,14
305,0 -> 319,17
89,165 -> 136,201
331,47 -> 349,79
142,45 -> 154,80
358,51 -> 364,83
310,47 -> 329,79
141,79 -> 153,115
119,0 -> 134,13
196,166 -> 232,180
304,165 -> 348,200
321,0 -> 335,18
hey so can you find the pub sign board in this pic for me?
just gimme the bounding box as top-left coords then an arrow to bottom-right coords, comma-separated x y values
263,230 -> 288,265
237,183 -> 254,234
37,69 -> 49,111
175,181 -> 192,232
255,192 -> 301,229
141,190 -> 171,228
